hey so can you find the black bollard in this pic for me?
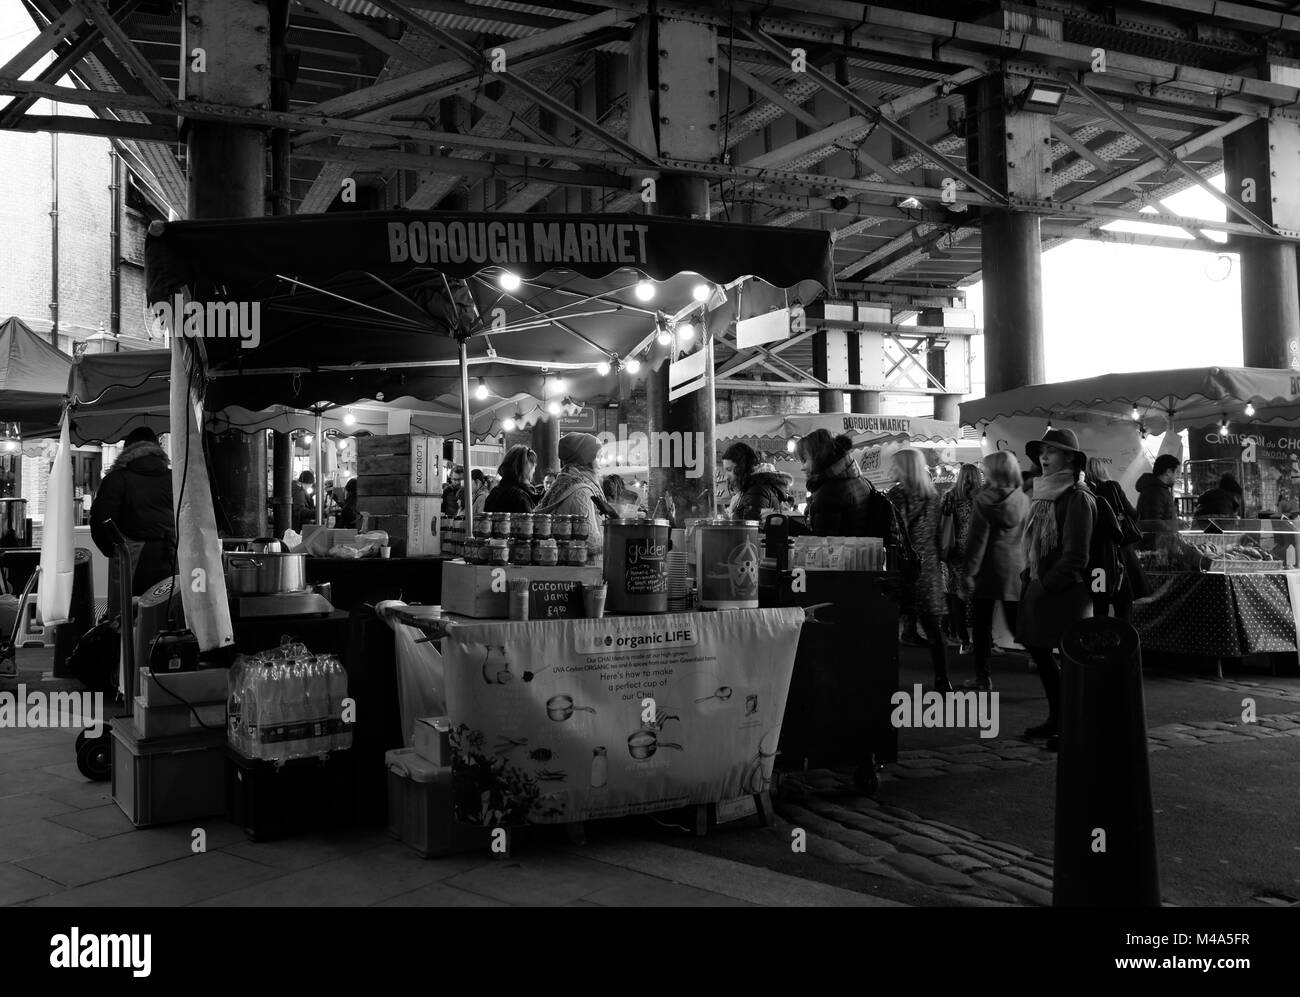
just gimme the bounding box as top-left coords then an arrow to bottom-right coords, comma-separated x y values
1053,617 -> 1160,906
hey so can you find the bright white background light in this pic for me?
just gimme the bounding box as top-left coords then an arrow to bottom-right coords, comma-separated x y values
656,326 -> 672,346
475,378 -> 488,400
597,361 -> 611,376
692,284 -> 710,302
503,417 -> 516,431
677,322 -> 695,341
625,357 -> 641,374
499,272 -> 521,291
343,412 -> 356,426
547,400 -> 561,415
634,281 -> 655,302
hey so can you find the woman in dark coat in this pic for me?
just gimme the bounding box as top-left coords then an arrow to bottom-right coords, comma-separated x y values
483,445 -> 539,513
721,442 -> 793,522
1018,429 -> 1098,751
887,447 -> 951,692
1086,457 -> 1143,618
940,462 -> 983,650
798,430 -> 893,537
961,451 -> 1029,691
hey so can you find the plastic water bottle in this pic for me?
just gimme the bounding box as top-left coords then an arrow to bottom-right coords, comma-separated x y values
227,656 -> 245,754
284,658 -> 303,760
307,658 -> 329,756
327,657 -> 351,752
243,663 -> 261,759
263,662 -> 284,763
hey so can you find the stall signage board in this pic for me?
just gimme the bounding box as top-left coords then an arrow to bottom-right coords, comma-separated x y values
669,350 -> 708,401
442,608 -> 804,825
736,308 -> 790,350
1189,422 -> 1300,517
559,407 -> 597,432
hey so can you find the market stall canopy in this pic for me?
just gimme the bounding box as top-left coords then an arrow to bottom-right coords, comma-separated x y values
716,412 -> 963,453
0,316 -> 72,433
144,211 -> 834,410
61,350 -> 526,445
960,367 -> 1300,436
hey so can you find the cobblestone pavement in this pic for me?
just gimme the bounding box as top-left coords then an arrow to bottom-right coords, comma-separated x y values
773,710 -> 1300,906
1144,669 -> 1300,702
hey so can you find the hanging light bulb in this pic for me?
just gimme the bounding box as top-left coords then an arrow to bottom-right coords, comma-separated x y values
692,283 -> 710,302
499,271 -> 521,291
1245,403 -> 1256,417
504,416 -> 516,432
981,430 -> 988,440
625,356 -> 641,374
786,438 -> 797,453
475,378 -> 488,400
597,360 -> 611,376
634,281 -> 655,302
1131,406 -> 1139,421
338,439 -> 348,451
547,399 -> 562,416
343,412 -> 356,427
553,378 -> 567,394
1219,414 -> 1229,434
302,433 -> 312,445
656,324 -> 672,346
677,322 -> 695,342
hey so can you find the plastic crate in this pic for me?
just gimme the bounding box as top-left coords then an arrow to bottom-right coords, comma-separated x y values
385,748 -> 494,858
110,719 -> 227,828
226,747 -> 361,842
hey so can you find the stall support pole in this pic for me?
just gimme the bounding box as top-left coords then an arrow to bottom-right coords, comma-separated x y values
702,330 -> 718,517
314,413 -> 323,525
272,430 -> 291,537
460,338 -> 474,538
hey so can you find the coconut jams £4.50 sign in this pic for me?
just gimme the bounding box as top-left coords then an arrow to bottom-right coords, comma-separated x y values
442,609 -> 804,826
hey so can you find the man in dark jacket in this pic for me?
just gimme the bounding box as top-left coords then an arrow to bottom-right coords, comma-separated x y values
1193,473 -> 1243,521
291,470 -> 315,531
1136,454 -> 1182,532
90,427 -> 176,614
441,465 -> 463,518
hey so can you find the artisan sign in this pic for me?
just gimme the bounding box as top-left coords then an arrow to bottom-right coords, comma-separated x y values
387,220 -> 651,266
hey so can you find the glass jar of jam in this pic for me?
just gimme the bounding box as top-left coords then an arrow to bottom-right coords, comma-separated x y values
551,514 -> 572,539
566,541 -> 588,566
534,539 -> 559,567
471,513 -> 488,537
510,538 -> 532,565
532,513 -> 552,539
513,513 -> 534,540
487,538 -> 509,566
489,512 -> 508,538
569,514 -> 590,541
471,538 -> 488,565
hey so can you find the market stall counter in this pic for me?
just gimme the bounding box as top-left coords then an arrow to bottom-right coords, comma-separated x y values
1133,523 -> 1300,675
305,555 -> 447,611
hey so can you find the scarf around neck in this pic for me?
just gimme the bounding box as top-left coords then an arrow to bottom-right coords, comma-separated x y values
1025,470 -> 1078,580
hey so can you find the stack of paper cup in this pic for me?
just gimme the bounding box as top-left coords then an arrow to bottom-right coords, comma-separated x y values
668,528 -> 688,611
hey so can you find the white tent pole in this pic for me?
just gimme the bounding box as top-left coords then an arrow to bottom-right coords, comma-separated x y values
460,337 -> 474,537
315,412 -> 323,525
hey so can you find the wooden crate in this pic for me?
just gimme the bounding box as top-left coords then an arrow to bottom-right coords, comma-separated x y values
441,562 -> 602,619
364,497 -> 441,556
356,433 -> 439,496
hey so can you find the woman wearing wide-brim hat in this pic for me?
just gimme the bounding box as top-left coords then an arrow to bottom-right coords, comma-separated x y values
1019,427 -> 1098,751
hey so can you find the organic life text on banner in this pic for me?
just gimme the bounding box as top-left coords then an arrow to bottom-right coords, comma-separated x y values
443,608 -> 804,826
980,415 -> 1151,505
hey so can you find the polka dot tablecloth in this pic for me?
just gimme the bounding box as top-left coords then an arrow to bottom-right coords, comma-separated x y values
1133,571 -> 1298,656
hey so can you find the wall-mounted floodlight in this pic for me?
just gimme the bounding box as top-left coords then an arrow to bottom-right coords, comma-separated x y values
1014,81 -> 1068,115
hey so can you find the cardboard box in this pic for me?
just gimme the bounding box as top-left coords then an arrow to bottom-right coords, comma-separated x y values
413,716 -> 452,766
386,748 -> 492,858
139,666 -> 230,708
440,561 -> 603,619
357,433 -> 439,496
133,697 -> 227,740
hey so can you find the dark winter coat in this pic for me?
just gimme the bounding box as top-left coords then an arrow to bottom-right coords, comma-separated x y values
887,485 -> 947,616
1193,486 -> 1241,519
730,468 -> 792,522
1017,485 -> 1097,648
1135,472 -> 1180,531
90,442 -> 176,595
484,479 -> 539,514
962,485 -> 1030,602
1092,478 -> 1144,598
806,456 -> 885,537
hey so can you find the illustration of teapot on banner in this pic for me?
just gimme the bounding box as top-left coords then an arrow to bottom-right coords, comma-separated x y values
480,646 -> 515,685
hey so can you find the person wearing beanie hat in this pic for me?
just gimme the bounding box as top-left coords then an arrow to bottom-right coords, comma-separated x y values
536,433 -> 616,563
90,425 -> 176,621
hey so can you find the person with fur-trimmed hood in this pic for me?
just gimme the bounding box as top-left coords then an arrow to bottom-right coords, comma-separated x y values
90,427 -> 177,607
721,442 -> 793,522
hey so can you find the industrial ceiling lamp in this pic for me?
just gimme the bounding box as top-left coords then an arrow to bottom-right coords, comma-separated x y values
1014,80 -> 1068,115
1131,406 -> 1140,421
475,377 -> 488,400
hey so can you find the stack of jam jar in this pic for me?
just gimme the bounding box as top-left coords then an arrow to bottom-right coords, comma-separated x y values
444,513 -> 592,566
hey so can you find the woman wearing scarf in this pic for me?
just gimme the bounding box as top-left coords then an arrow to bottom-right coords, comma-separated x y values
1018,429 -> 1098,752
535,433 -> 617,563
721,442 -> 793,522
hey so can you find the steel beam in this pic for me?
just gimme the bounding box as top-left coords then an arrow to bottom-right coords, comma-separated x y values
722,63 -> 821,130
10,114 -> 176,141
1060,75 -> 1276,234
72,0 -> 174,107
0,5 -> 85,79
292,0 -> 434,69
0,77 -> 165,112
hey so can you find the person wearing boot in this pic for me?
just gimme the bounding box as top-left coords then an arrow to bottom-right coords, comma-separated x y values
1018,428 -> 1097,752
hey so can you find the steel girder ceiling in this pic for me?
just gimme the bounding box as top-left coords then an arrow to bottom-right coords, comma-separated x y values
4,0 -> 1300,385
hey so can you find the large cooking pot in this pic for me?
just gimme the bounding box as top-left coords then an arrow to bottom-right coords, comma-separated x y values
223,552 -> 307,595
